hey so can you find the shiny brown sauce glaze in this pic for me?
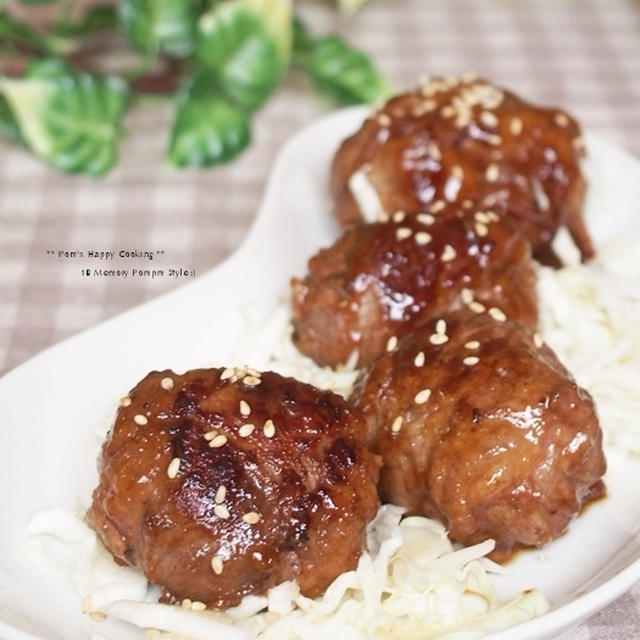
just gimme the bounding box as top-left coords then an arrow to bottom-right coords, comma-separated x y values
291,206 -> 537,368
352,311 -> 606,561
331,75 -> 592,267
87,367 -> 380,609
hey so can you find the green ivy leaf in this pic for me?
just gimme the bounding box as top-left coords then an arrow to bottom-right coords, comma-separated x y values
120,0 -> 197,59
246,0 -> 292,62
0,59 -> 129,176
197,0 -> 291,111
0,95 -> 24,145
168,71 -> 250,167
293,17 -> 388,106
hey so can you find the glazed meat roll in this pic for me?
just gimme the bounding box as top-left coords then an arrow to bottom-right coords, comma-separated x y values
331,75 -> 592,266
352,311 -> 606,561
291,206 -> 537,368
87,367 -> 380,609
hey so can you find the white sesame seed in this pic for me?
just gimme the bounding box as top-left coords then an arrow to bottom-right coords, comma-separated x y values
396,227 -> 413,241
391,415 -> 403,433
263,419 -> 276,438
461,288 -> 474,304
239,423 -> 255,437
167,457 -> 181,479
392,210 -> 406,222
89,610 -> 107,622
462,199 -> 474,209
469,301 -> 486,313
215,485 -> 227,504
134,414 -> 148,426
451,165 -> 464,180
463,356 -> 480,366
386,335 -> 398,352
534,332 -> 544,348
377,113 -> 391,127
214,504 -> 230,519
181,598 -> 192,609
204,430 -> 218,441
429,333 -> 449,345
211,556 -> 224,574
414,388 -> 432,404
554,112 -> 569,127
209,434 -> 228,448
486,210 -> 500,222
480,110 -> 498,127
441,245 -> 457,262
191,601 -> 207,611
488,307 -> 507,322
510,117 -> 523,135
475,222 -> 489,237
221,368 -> 235,381
428,142 -> 442,161
243,375 -> 261,387
572,136 -> 585,151
240,400 -> 251,416
415,231 -> 432,245
487,134 -> 503,146
414,351 -> 425,367
430,200 -> 445,213
485,163 -> 499,182
417,213 -> 435,225
435,319 -> 447,335
120,396 -> 132,407
475,211 -> 491,223
418,99 -> 437,114
465,340 -> 480,350
420,84 -> 434,98
82,595 -> 92,614
242,511 -> 261,524
441,105 -> 456,118
160,377 -> 174,391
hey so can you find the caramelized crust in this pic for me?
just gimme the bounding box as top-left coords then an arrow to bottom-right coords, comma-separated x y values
87,368 -> 380,609
291,206 -> 537,368
352,311 -> 606,561
331,76 -> 592,266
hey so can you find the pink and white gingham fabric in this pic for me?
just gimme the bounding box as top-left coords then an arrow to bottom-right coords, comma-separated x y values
1,0 -> 639,636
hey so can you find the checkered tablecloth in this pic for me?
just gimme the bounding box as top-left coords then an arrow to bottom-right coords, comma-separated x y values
1,0 -> 639,637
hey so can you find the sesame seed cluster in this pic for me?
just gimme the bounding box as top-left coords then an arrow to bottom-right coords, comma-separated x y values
331,73 -> 593,267
352,305 -> 605,562
88,366 -> 380,610
291,195 -> 538,369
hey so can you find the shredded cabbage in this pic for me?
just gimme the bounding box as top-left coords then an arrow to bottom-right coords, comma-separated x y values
537,232 -> 640,453
27,506 -> 548,640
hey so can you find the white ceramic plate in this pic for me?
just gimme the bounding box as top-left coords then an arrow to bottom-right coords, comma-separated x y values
1,107 -> 639,640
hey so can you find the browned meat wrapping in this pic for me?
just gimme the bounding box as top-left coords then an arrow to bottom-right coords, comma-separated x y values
87,367 -> 380,609
352,311 -> 606,561
331,75 -> 592,267
291,206 -> 537,369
